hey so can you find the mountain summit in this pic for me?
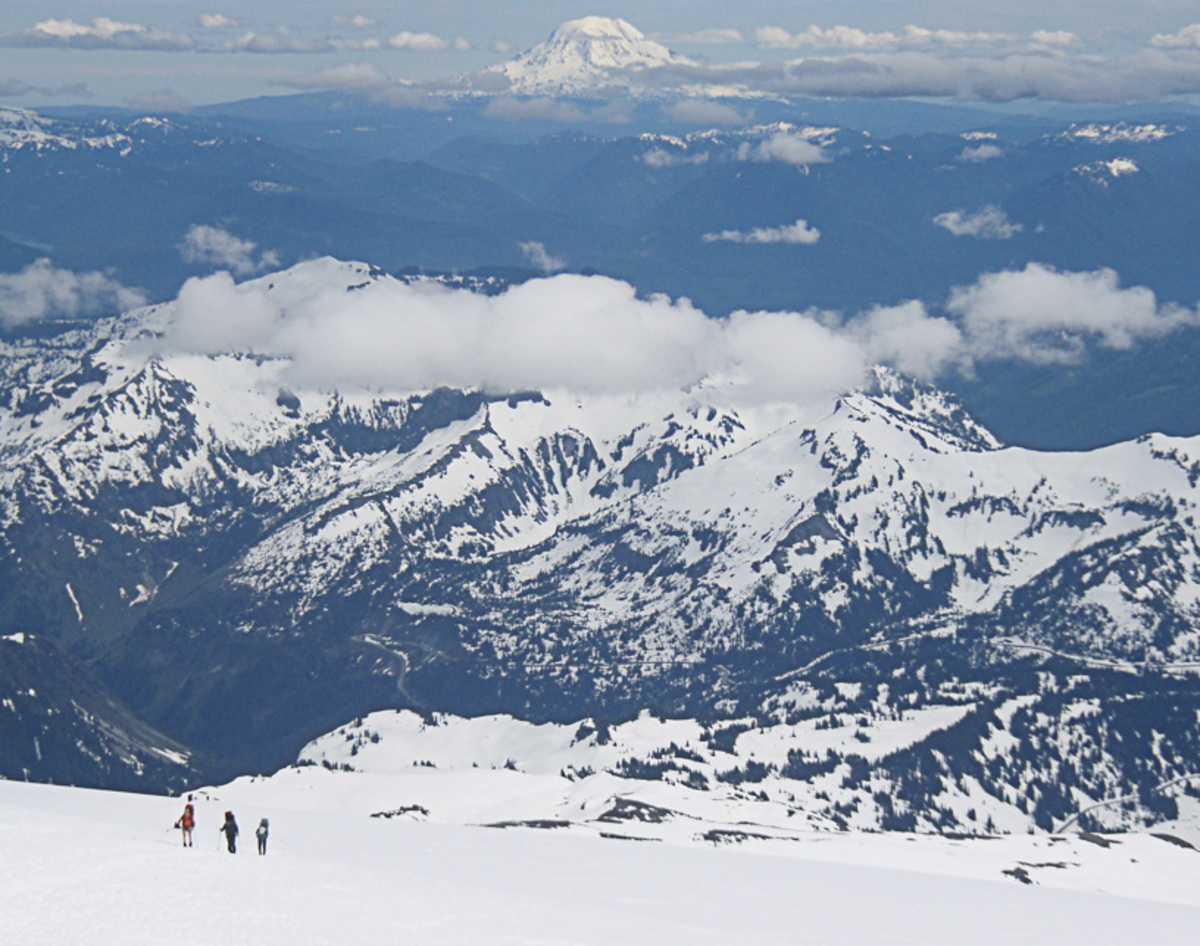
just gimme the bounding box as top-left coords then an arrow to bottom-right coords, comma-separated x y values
489,16 -> 689,96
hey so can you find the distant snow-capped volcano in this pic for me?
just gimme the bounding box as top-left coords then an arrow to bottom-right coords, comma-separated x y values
488,16 -> 692,96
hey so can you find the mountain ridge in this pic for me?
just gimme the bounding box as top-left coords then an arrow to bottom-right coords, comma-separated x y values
2,258 -> 1199,813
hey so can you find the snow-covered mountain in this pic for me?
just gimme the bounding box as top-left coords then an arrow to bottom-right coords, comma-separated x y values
2,258 -> 1199,824
288,704 -> 1200,836
0,108 -> 205,161
484,16 -> 691,96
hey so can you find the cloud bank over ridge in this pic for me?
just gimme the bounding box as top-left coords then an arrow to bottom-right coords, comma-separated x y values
152,261 -> 1200,404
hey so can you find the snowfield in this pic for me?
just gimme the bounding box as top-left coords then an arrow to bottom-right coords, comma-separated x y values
3,776 -> 1200,946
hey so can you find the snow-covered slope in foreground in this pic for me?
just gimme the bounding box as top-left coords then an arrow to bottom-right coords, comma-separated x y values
2,779 -> 1199,946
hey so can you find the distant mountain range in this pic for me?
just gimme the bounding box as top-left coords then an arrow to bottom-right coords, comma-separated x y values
3,101 -> 1199,448
2,260 -> 1199,829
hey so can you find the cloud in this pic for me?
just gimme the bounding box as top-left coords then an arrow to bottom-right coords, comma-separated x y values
156,270 -> 870,404
492,40 -> 514,54
518,241 -> 566,273
959,143 -> 1005,162
198,14 -> 238,29
336,15 -> 374,29
736,132 -> 830,166
754,24 -> 1011,50
633,45 -> 1200,103
152,262 -> 1200,405
387,31 -> 451,52
663,99 -> 747,125
162,271 -> 283,355
847,301 -> 966,379
0,259 -> 146,328
226,31 -> 378,54
1151,25 -> 1200,49
484,97 -> 586,122
934,207 -> 1022,240
1031,30 -> 1079,47
666,28 -> 745,45
703,219 -> 822,245
1,17 -> 194,51
179,226 -> 280,276
640,148 -> 709,169
947,263 -> 1199,363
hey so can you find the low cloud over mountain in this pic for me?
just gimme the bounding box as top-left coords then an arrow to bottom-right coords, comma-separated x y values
152,260 -> 1199,403
0,259 -> 145,327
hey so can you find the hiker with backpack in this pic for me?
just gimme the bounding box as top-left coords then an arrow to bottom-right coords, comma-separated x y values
219,811 -> 239,853
174,800 -> 196,847
256,818 -> 269,856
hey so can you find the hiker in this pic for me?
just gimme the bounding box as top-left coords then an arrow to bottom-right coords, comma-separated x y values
219,811 -> 239,853
174,801 -> 196,847
256,818 -> 269,856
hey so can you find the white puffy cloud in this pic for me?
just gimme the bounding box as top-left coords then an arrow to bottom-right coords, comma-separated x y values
179,225 -> 280,276
959,143 -> 1005,162
934,207 -> 1023,240
0,259 -> 146,328
1151,25 -> 1200,49
639,148 -> 709,169
152,262 -> 1200,405
848,301 -> 966,380
947,263 -> 1200,362
736,133 -> 830,166
518,241 -> 566,273
663,99 -> 747,126
703,219 -> 822,245
157,270 -> 869,404
387,31 -> 451,52
1,17 -> 194,51
1031,30 -> 1079,47
164,271 -> 281,354
336,15 -> 375,29
492,40 -> 514,54
227,31 -> 380,54
198,14 -> 238,30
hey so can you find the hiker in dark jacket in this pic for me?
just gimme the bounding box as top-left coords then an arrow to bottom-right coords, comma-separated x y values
256,818 -> 269,856
219,811 -> 239,853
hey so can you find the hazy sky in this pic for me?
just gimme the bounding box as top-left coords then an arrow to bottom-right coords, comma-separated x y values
2,2 -> 1199,106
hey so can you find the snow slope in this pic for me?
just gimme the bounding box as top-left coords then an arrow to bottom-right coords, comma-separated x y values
3,777 -> 1200,946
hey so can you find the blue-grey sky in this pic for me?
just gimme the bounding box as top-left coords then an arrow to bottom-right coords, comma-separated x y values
2,2 -> 1200,106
